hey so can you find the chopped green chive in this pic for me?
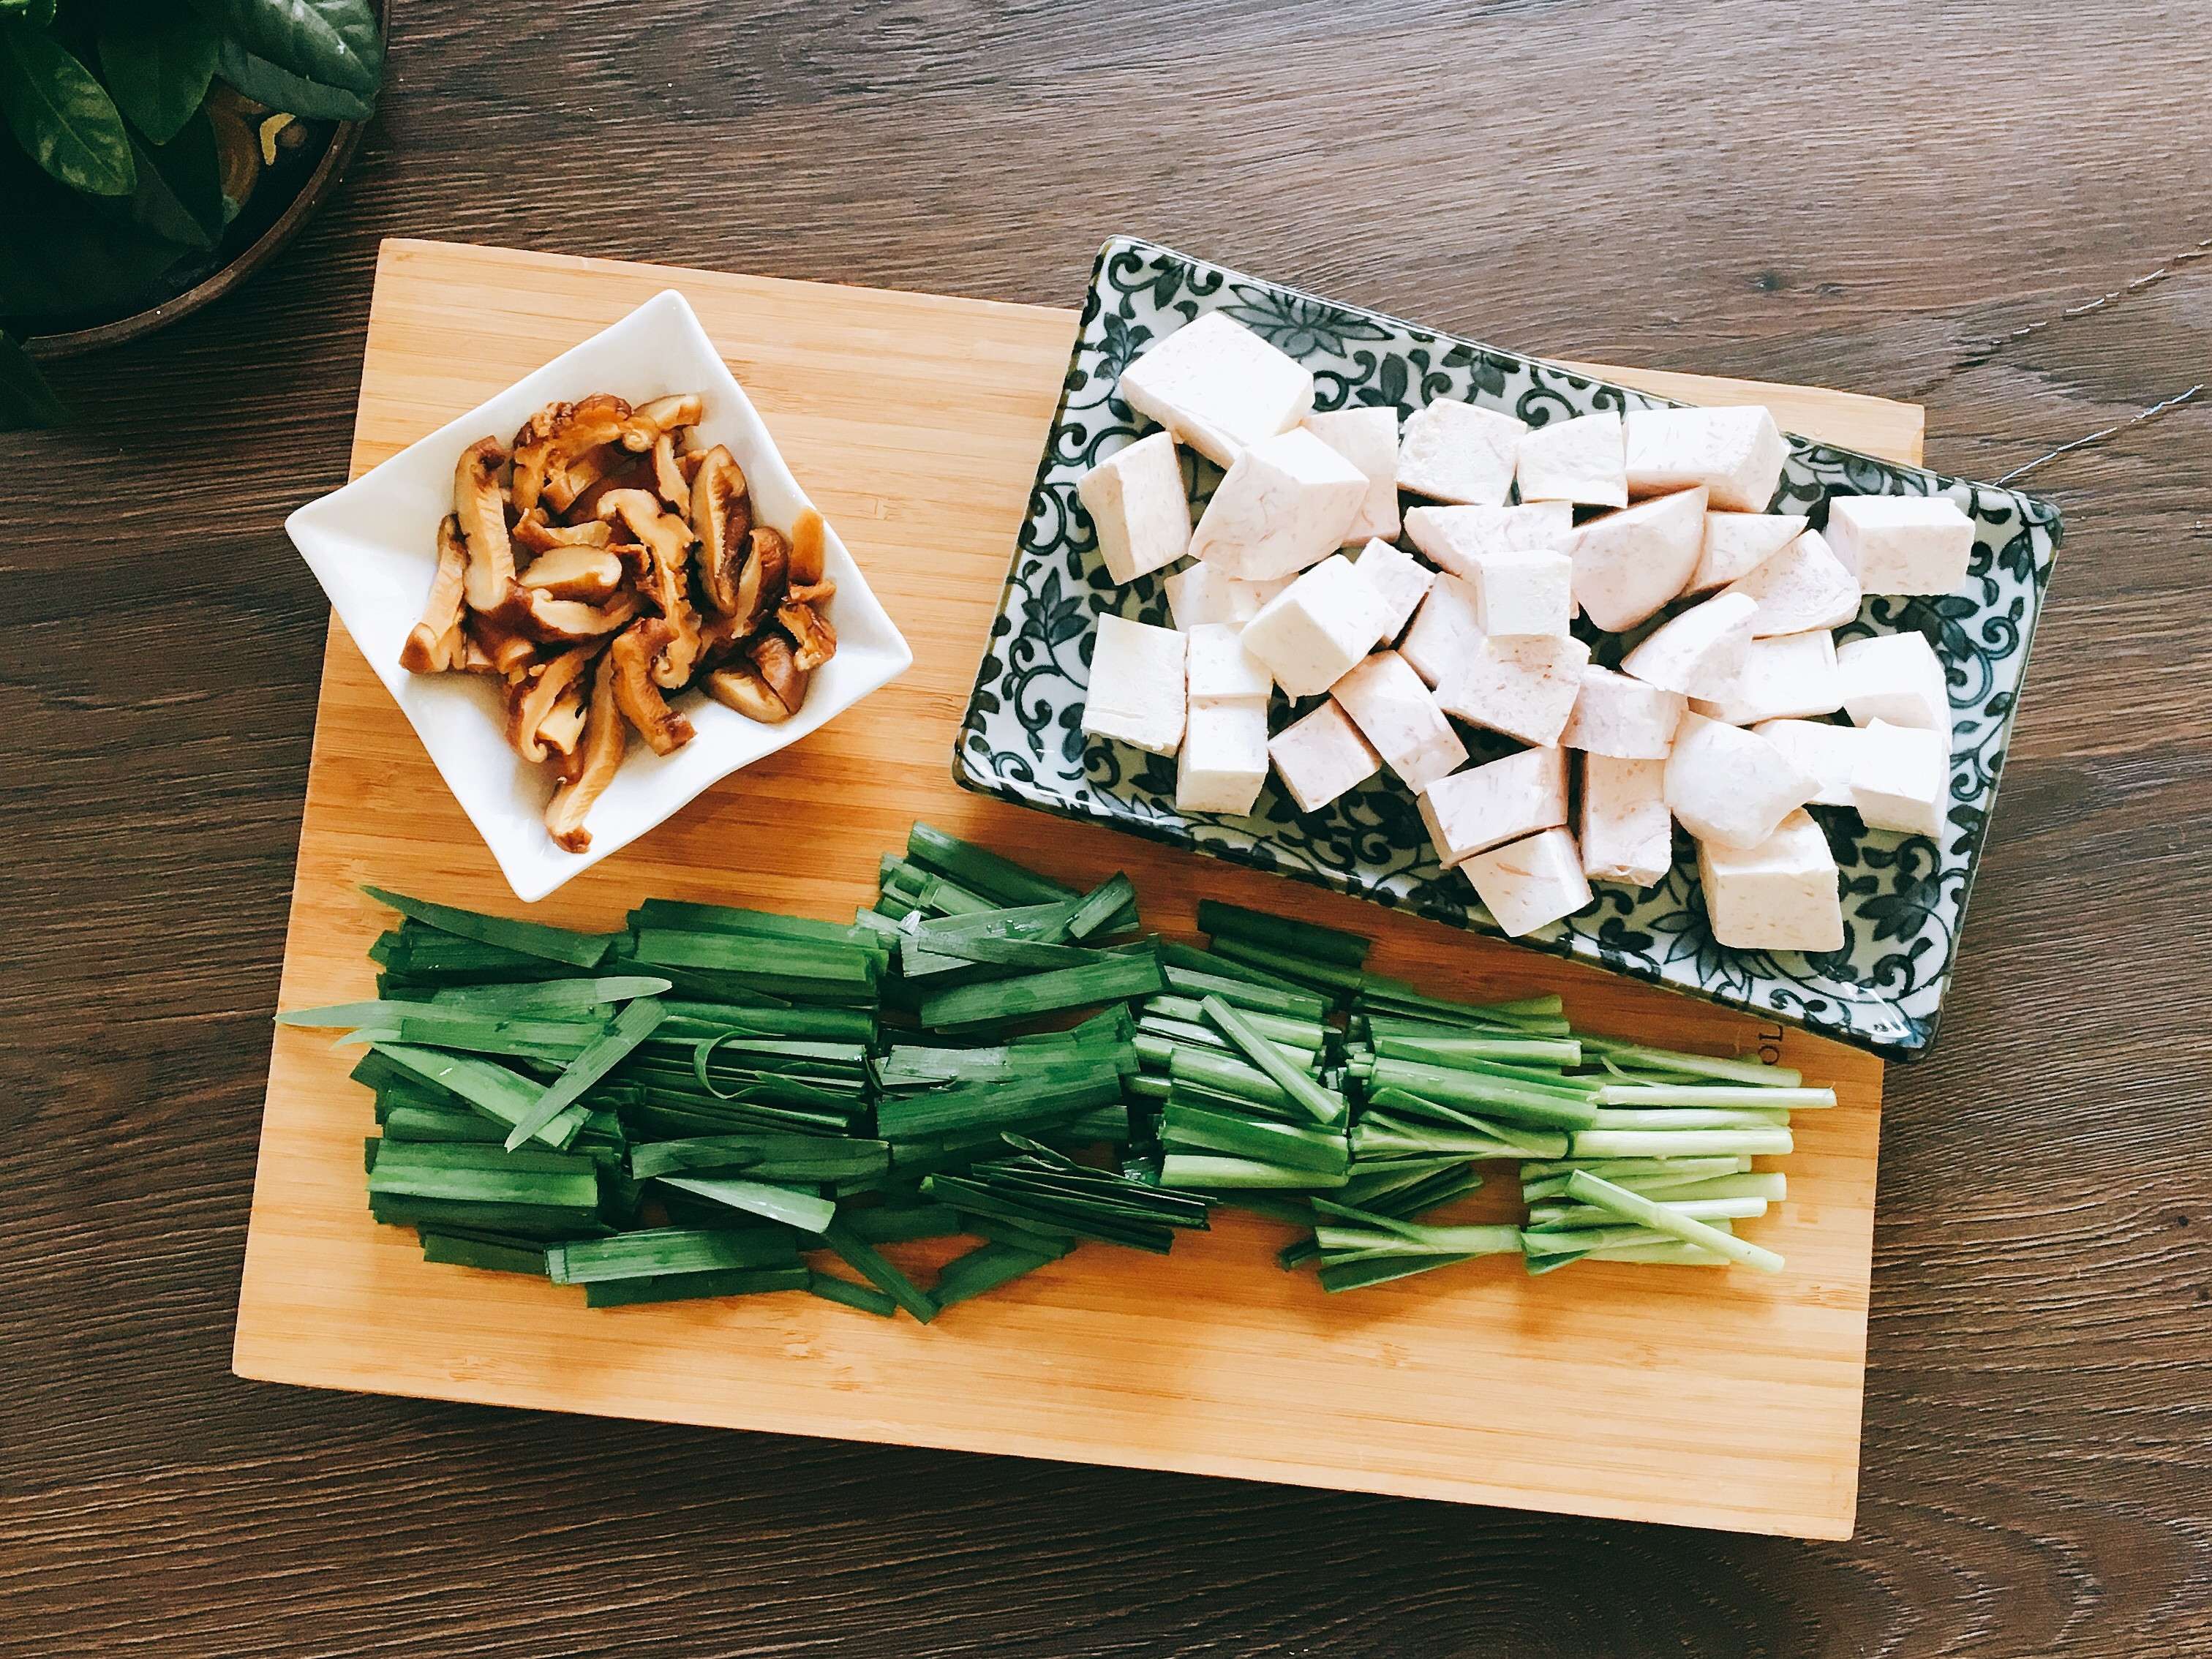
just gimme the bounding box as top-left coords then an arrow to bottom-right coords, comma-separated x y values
1563,1172 -> 1784,1273
1195,900 -> 1371,968
917,950 -> 1165,1031
586,1265 -> 811,1308
906,823 -> 1080,908
932,1241 -> 1069,1307
364,886 -> 616,968
506,998 -> 669,1150
658,1175 -> 837,1234
819,1221 -> 939,1323
418,1229 -> 551,1276
1197,994 -> 1347,1126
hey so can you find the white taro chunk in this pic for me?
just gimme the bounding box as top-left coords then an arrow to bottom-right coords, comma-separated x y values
1663,712 -> 1820,850
1116,312 -> 1314,466
1436,633 -> 1593,748
1415,746 -> 1569,865
1564,486 -> 1709,632
1835,631 -> 1949,729
1513,410 -> 1627,508
1689,511 -> 1809,594
1183,622 -> 1272,702
1268,701 -> 1382,813
1461,828 -> 1594,937
1579,754 -> 1674,889
1690,630 -> 1844,726
1622,405 -> 1788,512
1175,699 -> 1271,816
1398,571 -> 1486,688
1396,399 -> 1527,505
1822,494 -> 1976,595
1075,432 -> 1192,584
1560,664 -> 1686,760
1164,561 -> 1254,630
1849,718 -> 1950,838
1696,810 -> 1844,953
1239,554 -> 1391,697
1404,501 -> 1574,579
1079,614 -> 1186,756
1351,538 -> 1435,641
1720,527 -> 1860,636
1619,590 -> 1756,699
1331,650 -> 1468,791
1752,718 -> 1866,807
1189,427 -> 1369,580
1301,406 -> 1402,542
1470,547 -> 1574,639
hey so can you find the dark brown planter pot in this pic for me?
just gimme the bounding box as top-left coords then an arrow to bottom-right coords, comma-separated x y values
24,1 -> 388,362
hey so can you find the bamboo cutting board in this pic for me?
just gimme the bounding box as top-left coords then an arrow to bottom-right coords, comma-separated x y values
235,238 -> 1918,1540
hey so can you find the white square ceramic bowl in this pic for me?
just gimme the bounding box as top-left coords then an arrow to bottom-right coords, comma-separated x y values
287,290 -> 913,903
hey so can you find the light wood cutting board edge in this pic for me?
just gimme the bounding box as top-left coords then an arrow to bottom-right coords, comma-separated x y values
234,238 -> 1919,1541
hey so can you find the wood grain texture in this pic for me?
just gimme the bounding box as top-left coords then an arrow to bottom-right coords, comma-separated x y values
5,0 -> 2210,1653
233,236 -> 1897,1539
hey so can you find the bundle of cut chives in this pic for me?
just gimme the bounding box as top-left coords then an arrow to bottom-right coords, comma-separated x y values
1329,977 -> 1817,1281
1127,900 -> 1814,1289
296,827 -> 1193,1319
289,821 -> 1816,1323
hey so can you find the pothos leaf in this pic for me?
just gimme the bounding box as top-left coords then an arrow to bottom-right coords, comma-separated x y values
0,327 -> 66,429
120,113 -> 222,251
0,141 -> 187,322
190,0 -> 382,96
214,35 -> 373,120
0,21 -> 136,195
0,0 -> 59,28
98,5 -> 220,145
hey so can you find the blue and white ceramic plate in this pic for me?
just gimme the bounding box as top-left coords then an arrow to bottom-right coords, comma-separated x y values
953,236 -> 2061,1058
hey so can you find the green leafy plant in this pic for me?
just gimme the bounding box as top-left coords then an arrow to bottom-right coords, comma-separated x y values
0,0 -> 385,429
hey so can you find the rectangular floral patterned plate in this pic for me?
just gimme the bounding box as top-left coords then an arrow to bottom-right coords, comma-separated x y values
953,236 -> 2061,1058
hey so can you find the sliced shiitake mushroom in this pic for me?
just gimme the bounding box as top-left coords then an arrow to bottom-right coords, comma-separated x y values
609,618 -> 696,756
621,393 -> 704,451
401,514 -> 470,672
689,445 -> 753,615
691,609 -> 746,670
513,511 -> 614,554
565,453 -> 657,525
538,692 -> 587,759
465,608 -> 538,677
729,525 -> 789,636
595,489 -> 700,688
546,442 -> 627,514
749,629 -> 810,714
453,437 -> 516,612
545,650 -> 628,852
788,507 -> 828,588
703,661 -> 796,723
496,582 -> 639,644
651,432 -> 688,511
505,643 -> 599,764
517,543 -> 625,602
777,598 -> 837,672
510,394 -> 633,514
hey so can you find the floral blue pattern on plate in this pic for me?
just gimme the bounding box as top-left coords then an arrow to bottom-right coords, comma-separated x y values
953,236 -> 2061,1058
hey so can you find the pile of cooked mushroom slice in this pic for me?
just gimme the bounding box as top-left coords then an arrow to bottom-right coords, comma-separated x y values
400,392 -> 838,851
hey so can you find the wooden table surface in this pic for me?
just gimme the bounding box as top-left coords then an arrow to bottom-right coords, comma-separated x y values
5,2 -> 2208,1653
